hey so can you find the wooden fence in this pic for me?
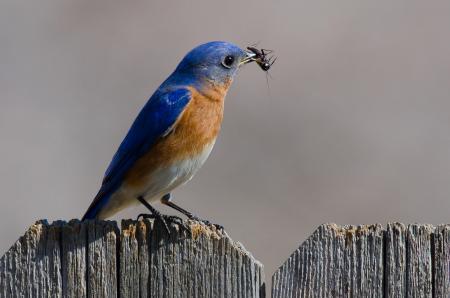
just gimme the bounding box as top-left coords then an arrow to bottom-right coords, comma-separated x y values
272,223 -> 450,297
0,220 -> 264,297
1,221 -> 449,297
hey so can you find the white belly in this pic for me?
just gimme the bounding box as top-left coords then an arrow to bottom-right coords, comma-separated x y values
141,141 -> 215,200
97,141 -> 215,219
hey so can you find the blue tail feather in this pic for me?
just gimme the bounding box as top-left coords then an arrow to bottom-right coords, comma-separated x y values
81,190 -> 112,220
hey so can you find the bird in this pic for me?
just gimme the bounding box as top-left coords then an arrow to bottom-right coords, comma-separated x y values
82,41 -> 257,229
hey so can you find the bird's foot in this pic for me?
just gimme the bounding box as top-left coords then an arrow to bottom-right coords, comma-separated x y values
189,215 -> 224,231
137,213 -> 189,235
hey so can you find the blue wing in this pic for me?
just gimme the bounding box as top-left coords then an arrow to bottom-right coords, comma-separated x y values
82,88 -> 192,220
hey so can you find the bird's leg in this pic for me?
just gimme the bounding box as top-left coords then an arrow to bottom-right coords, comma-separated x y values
161,193 -> 224,230
136,196 -> 185,234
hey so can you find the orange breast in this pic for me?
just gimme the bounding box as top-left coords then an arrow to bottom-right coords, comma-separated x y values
124,85 -> 226,188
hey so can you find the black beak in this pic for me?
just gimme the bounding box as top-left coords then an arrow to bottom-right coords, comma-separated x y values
239,51 -> 257,66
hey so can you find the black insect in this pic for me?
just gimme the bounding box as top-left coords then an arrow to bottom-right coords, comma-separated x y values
247,46 -> 277,71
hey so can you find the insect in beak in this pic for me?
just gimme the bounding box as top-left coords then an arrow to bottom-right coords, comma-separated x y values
245,46 -> 276,72
259,56 -> 277,71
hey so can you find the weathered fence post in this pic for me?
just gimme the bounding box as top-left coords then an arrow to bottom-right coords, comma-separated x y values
272,223 -> 450,297
0,219 -> 265,298
3,221 -> 448,297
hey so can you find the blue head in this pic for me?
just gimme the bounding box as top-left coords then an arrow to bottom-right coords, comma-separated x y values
172,41 -> 254,88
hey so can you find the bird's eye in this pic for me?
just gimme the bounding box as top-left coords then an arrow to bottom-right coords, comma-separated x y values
222,55 -> 235,68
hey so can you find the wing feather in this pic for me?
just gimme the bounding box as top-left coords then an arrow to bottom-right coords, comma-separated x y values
82,88 -> 192,219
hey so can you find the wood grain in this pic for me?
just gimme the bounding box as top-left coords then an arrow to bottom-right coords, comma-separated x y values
272,223 -> 449,297
433,224 -> 450,297
3,220 -> 448,297
0,219 -> 264,298
272,223 -> 384,297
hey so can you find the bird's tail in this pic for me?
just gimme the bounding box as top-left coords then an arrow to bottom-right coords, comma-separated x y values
81,188 -> 111,220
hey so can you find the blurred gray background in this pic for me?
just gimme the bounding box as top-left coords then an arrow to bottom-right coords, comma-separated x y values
1,0 -> 450,278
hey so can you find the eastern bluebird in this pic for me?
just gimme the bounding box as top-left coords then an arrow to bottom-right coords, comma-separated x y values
82,41 -> 258,228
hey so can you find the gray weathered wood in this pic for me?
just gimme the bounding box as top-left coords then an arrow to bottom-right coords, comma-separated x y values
120,220 -> 139,298
385,223 -> 441,297
86,220 -> 118,298
5,220 -> 448,297
433,224 -> 450,297
61,219 -> 87,297
406,224 -> 434,297
0,220 -> 62,297
385,222 -> 406,297
0,219 -> 265,298
119,219 -> 265,298
272,223 -> 384,297
137,220 -> 150,297
272,223 -> 450,297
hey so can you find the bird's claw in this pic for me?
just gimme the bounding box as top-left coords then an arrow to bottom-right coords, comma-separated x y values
137,213 -> 189,235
